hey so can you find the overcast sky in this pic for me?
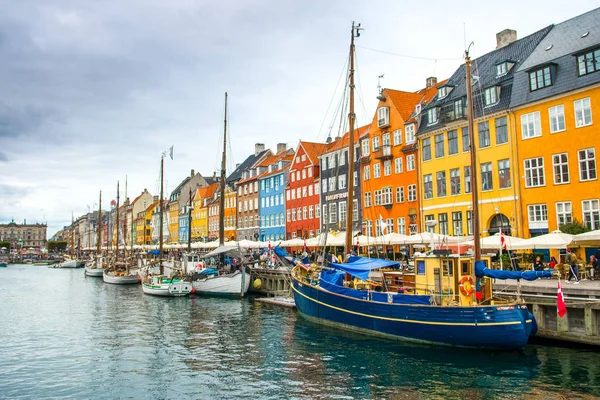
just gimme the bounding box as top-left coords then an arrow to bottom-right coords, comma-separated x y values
1,0 -> 597,238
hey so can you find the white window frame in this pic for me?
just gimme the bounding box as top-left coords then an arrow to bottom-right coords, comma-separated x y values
552,153 -> 569,185
396,186 -> 405,203
483,86 -> 498,106
527,204 -> 548,229
574,97 -> 592,128
397,217 -> 406,235
427,108 -> 438,125
582,199 -> 600,230
363,165 -> 370,181
524,157 -> 545,188
406,155 -> 415,171
408,184 -> 417,202
578,148 -> 597,182
364,192 -> 372,207
405,124 -> 416,144
555,201 -> 572,228
521,111 -> 542,139
549,104 -> 565,133
378,106 -> 390,127
373,163 -> 381,178
383,160 -> 392,176
393,129 -> 402,146
361,139 -> 370,156
394,157 -> 403,174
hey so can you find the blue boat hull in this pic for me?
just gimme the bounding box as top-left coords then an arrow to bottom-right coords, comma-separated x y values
291,276 -> 532,350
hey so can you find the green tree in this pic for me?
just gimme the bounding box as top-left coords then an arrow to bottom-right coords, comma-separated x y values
0,241 -> 10,250
559,219 -> 590,235
47,241 -> 68,252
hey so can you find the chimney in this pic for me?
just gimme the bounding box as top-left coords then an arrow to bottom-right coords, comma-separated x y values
255,143 -> 265,156
496,29 -> 517,49
277,143 -> 287,154
190,169 -> 195,177
426,77 -> 437,89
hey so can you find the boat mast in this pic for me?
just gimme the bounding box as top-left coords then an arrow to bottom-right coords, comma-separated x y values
219,92 -> 227,248
159,154 -> 165,274
96,191 -> 102,260
465,49 -> 481,262
345,22 -> 361,256
116,181 -> 120,262
188,187 -> 193,253
71,212 -> 74,259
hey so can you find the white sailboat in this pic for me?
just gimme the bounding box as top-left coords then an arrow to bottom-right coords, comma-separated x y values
85,190 -> 105,277
55,214 -> 84,268
103,181 -> 140,284
192,92 -> 250,297
141,149 -> 192,297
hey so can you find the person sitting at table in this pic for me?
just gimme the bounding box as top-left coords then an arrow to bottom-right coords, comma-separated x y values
532,256 -> 545,271
549,256 -> 558,269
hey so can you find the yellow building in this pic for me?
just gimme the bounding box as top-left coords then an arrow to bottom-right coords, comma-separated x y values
416,27 -> 551,238
510,10 -> 600,245
191,184 -> 218,241
167,201 -> 179,243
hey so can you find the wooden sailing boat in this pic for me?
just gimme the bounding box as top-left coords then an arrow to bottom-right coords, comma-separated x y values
103,181 -> 139,284
192,92 -> 251,297
141,151 -> 192,296
289,23 -> 549,350
85,191 -> 105,276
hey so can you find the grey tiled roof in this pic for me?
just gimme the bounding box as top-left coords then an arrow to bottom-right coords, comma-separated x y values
226,149 -> 270,184
511,8 -> 600,108
418,25 -> 552,135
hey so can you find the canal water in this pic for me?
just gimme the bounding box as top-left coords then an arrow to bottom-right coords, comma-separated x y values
1,265 -> 598,399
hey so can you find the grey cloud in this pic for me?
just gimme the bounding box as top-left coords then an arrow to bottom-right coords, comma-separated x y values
0,101 -> 60,139
0,151 -> 7,161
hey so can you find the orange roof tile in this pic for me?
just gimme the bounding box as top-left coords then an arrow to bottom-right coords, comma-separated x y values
322,125 -> 369,153
299,141 -> 330,165
385,89 -> 424,121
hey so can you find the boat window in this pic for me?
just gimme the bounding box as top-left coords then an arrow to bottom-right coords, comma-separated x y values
442,260 -> 454,276
417,260 -> 425,275
461,261 -> 469,275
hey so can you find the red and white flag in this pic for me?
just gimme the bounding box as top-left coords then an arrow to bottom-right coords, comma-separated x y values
268,241 -> 271,252
499,227 -> 507,250
557,281 -> 567,318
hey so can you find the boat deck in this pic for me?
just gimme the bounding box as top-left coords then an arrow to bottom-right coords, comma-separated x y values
254,296 -> 296,308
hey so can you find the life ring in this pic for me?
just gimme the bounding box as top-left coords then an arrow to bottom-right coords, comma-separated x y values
459,276 -> 474,296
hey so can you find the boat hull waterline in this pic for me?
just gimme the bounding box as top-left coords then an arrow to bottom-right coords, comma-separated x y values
142,281 -> 192,297
85,267 -> 104,277
103,271 -> 140,284
192,271 -> 251,297
291,276 -> 532,350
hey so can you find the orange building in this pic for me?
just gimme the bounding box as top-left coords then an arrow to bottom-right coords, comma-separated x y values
361,79 -> 446,236
207,185 -> 237,242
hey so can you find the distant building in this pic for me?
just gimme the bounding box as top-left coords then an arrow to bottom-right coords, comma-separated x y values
0,219 -> 47,249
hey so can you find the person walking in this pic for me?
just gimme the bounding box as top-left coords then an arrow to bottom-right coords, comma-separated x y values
565,248 -> 579,284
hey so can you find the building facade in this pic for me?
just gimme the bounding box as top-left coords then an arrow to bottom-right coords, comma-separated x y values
0,220 -> 47,249
510,9 -> 600,238
416,27 -> 551,238
285,141 -> 327,239
319,128 -> 366,236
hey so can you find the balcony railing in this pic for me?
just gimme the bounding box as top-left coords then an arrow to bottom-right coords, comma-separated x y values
374,144 -> 393,160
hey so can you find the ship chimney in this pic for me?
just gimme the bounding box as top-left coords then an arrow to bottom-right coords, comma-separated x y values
277,143 -> 287,154
255,143 -> 265,156
496,29 -> 517,49
426,77 -> 437,89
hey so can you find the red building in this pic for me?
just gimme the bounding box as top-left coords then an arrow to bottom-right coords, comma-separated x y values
286,141 -> 328,239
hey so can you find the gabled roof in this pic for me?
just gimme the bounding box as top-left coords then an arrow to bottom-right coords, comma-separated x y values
296,141 -> 330,166
131,190 -> 150,206
405,79 -> 449,124
226,149 -> 271,184
193,183 -> 219,202
320,125 -> 370,156
257,150 -> 295,180
512,8 -> 600,107
385,89 -> 426,121
418,25 -> 552,135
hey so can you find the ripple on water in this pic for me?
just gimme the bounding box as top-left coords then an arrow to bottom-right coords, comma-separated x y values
0,266 -> 599,399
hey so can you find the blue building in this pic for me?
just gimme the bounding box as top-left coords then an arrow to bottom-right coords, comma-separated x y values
178,208 -> 190,244
258,150 -> 294,242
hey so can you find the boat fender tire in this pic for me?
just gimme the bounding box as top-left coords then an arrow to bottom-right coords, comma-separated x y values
459,276 -> 474,296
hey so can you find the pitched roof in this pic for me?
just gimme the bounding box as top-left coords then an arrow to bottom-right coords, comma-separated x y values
320,125 -> 370,156
386,89 -> 426,121
226,149 -> 271,184
418,25 -> 552,135
512,8 -> 600,107
257,150 -> 295,180
298,141 -> 330,165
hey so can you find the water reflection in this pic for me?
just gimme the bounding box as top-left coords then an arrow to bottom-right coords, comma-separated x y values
0,266 -> 598,399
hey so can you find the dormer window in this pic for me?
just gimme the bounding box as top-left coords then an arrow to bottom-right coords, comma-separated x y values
576,48 -> 600,76
268,165 -> 273,173
454,98 -> 465,119
427,108 -> 438,125
484,86 -> 499,107
529,65 -> 554,91
278,160 -> 283,169
437,86 -> 447,99
495,61 -> 515,78
378,106 -> 390,127
415,104 -> 422,115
